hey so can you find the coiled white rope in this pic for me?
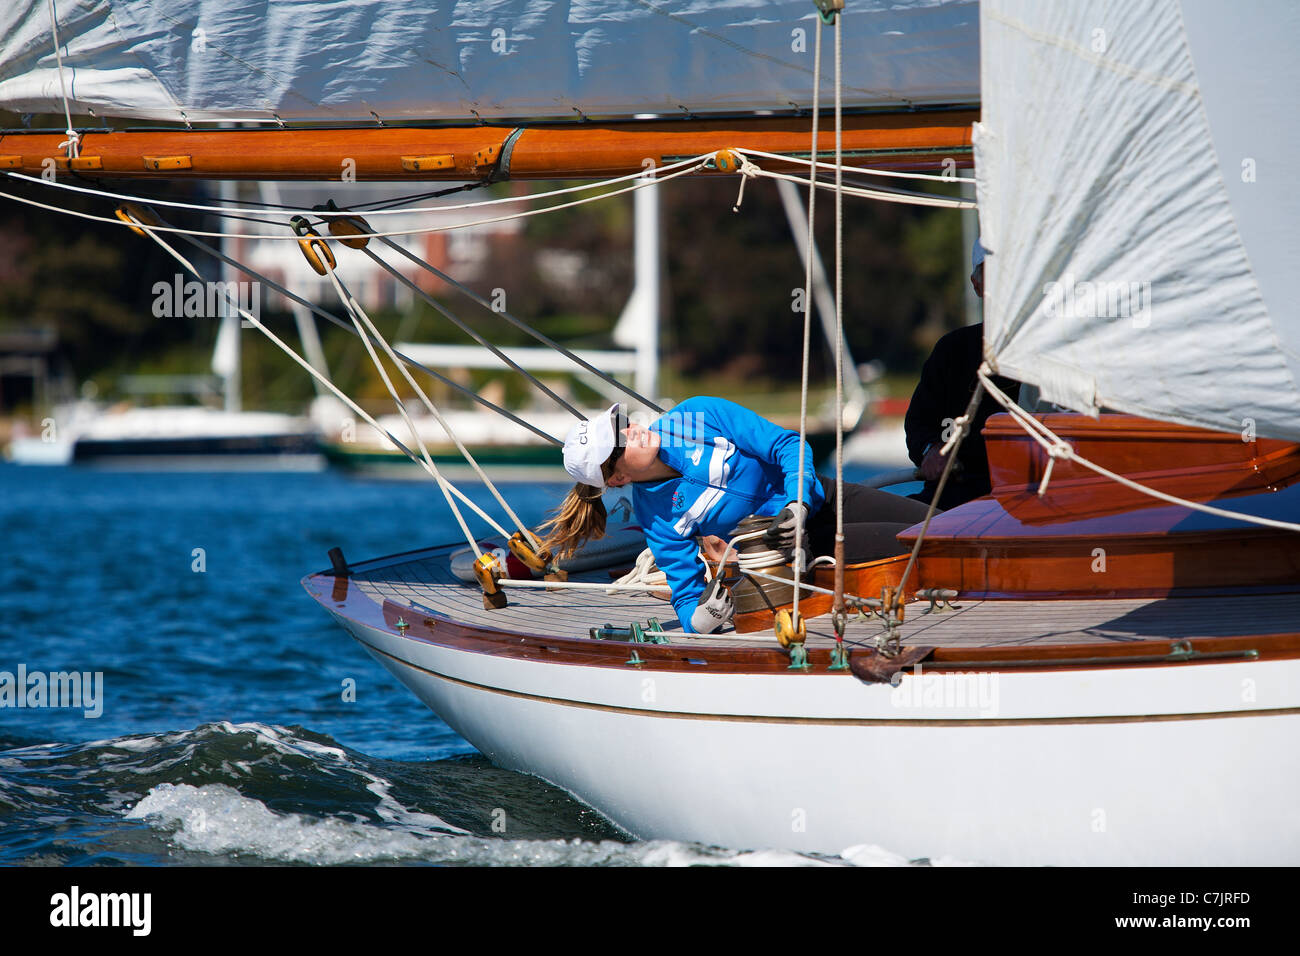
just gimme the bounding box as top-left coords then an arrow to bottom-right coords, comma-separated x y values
976,366 -> 1300,534
608,548 -> 668,593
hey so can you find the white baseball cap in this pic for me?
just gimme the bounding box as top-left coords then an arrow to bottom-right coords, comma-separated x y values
971,236 -> 986,272
562,403 -> 620,487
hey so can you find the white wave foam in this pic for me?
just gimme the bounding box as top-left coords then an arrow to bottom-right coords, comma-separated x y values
124,783 -> 950,867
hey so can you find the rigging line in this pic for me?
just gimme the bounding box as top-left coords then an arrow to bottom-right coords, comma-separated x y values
893,381 -> 986,604
734,147 -> 977,184
361,245 -> 584,419
44,0 -> 79,159
0,160 -> 707,242
352,182 -> 490,211
0,153 -> 708,221
792,13 -> 824,624
370,231 -> 666,413
740,166 -> 975,209
161,223 -> 563,445
326,253 -> 537,538
976,368 -> 1300,535
832,10 -> 846,626
123,209 -> 505,546
326,268 -> 502,555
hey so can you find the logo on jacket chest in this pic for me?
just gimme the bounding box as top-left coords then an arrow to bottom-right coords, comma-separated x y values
671,490 -> 686,511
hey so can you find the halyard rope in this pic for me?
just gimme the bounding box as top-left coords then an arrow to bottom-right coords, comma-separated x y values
832,10 -> 847,630
45,0 -> 79,159
791,13 -> 825,625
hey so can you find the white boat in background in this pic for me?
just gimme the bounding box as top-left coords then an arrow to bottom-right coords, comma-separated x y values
7,401 -> 322,470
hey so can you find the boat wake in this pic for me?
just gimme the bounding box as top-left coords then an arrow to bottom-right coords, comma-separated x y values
0,722 -> 966,866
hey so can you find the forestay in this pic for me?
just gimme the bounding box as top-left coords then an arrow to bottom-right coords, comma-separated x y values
975,0 -> 1300,441
0,0 -> 978,123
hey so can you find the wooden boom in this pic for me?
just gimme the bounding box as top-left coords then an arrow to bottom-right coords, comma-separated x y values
0,111 -> 975,181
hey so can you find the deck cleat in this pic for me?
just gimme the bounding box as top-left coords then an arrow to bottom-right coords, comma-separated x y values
643,618 -> 670,645
828,639 -> 850,671
916,587 -> 960,614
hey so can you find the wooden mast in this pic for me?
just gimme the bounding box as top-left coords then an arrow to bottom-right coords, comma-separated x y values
0,111 -> 975,181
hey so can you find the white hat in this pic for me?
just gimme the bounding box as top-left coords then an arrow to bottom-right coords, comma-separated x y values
971,236 -> 986,272
562,403 -> 620,487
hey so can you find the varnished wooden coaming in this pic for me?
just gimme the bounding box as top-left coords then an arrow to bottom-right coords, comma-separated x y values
0,111 -> 976,181
900,413 -> 1300,600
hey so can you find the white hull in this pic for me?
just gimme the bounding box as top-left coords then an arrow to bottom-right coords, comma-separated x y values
333,613 -> 1300,865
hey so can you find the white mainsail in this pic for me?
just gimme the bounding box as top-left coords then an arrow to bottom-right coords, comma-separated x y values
975,0 -> 1300,440
0,0 -> 978,123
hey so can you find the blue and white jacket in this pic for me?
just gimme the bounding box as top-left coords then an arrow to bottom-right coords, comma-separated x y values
631,396 -> 825,632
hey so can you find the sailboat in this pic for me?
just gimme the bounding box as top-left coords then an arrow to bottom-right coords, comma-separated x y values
6,311 -> 322,470
4,0 -> 1297,866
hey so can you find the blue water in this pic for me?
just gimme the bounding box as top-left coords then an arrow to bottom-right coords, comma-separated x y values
0,461 -> 928,866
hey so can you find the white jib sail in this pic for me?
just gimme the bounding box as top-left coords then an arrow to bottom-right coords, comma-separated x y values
0,0 -> 978,123
974,0 -> 1300,441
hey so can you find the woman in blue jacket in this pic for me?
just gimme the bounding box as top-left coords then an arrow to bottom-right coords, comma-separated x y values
541,397 -> 931,633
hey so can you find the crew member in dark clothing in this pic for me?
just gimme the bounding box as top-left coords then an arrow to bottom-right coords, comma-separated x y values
904,239 -> 1019,510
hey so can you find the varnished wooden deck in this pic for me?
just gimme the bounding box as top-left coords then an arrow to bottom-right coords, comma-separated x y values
345,545 -> 1300,650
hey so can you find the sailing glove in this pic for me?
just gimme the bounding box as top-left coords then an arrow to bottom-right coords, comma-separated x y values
762,502 -> 810,555
690,577 -> 734,633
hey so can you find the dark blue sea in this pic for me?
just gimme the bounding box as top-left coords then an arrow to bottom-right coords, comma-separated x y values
0,461 -> 932,867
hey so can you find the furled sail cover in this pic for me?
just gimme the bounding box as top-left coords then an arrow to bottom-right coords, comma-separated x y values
975,0 -> 1300,441
0,0 -> 978,123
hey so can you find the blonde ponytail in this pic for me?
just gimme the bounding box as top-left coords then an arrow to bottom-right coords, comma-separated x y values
539,483 -> 608,559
